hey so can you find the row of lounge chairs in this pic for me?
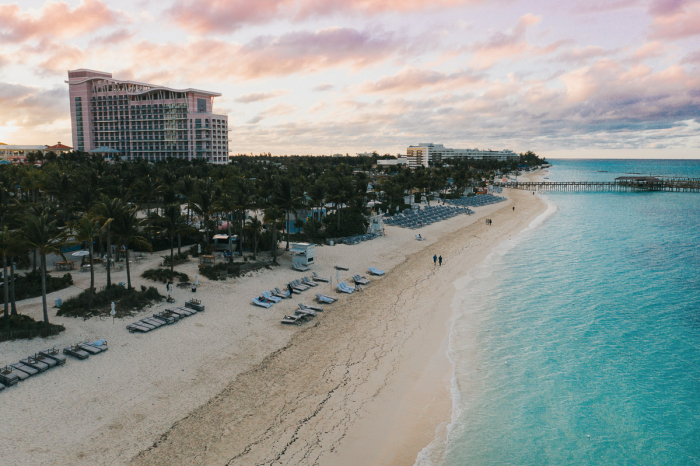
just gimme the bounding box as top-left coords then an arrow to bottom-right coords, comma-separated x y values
337,233 -> 380,245
252,275 -> 331,308
126,301 -> 204,333
383,205 -> 471,229
446,194 -> 506,208
292,263 -> 310,272
281,303 -> 327,325
0,341 -> 106,390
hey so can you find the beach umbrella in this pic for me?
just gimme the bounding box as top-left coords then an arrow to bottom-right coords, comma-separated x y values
72,250 -> 90,257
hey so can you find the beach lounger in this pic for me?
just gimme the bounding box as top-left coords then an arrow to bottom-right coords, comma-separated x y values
295,308 -> 317,317
166,307 -> 190,318
281,314 -> 304,325
90,340 -> 108,352
78,343 -> 104,355
316,293 -> 338,304
292,263 -> 310,272
127,323 -> 152,333
337,281 -> 354,294
252,298 -> 273,308
262,291 -> 282,303
290,280 -> 309,291
153,312 -> 177,324
335,265 -> 349,271
185,299 -> 205,312
368,267 -> 385,276
63,345 -> 90,360
31,353 -> 58,368
311,272 -> 329,282
10,362 -> 39,377
272,288 -> 291,299
20,356 -> 51,372
299,303 -> 324,312
0,366 -> 20,386
301,277 -> 319,287
353,274 -> 370,285
141,317 -> 165,328
39,348 -> 66,365
6,366 -> 30,381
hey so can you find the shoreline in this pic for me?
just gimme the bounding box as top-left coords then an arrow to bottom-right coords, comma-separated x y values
128,188 -> 546,466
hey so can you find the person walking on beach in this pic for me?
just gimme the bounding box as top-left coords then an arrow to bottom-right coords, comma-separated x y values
439,255 -> 443,266
433,254 -> 437,266
512,206 -> 515,211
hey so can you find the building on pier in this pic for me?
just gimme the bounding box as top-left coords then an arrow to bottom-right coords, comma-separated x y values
66,69 -> 229,164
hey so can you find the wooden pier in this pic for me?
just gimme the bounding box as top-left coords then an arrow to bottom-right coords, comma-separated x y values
494,176 -> 700,193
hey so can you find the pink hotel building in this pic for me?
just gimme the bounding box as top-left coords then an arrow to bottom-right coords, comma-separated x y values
66,69 -> 229,163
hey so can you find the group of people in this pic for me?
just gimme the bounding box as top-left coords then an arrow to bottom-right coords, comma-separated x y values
433,254 -> 443,266
486,218 -> 493,225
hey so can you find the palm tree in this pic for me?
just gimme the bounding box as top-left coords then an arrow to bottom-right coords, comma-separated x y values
93,195 -> 125,288
307,182 -> 326,242
112,207 -> 151,290
191,179 -> 216,246
214,192 -> 238,262
0,227 -> 12,319
158,205 -> 194,282
21,213 -> 70,324
273,178 -> 305,251
72,215 -> 100,311
245,215 -> 263,260
263,205 -> 282,265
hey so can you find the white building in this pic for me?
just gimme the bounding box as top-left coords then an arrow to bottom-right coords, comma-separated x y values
406,143 -> 518,168
376,156 -> 408,167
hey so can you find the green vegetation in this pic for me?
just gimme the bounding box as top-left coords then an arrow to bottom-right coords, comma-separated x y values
142,268 -> 190,283
57,285 -> 164,319
0,314 -> 65,342
161,252 -> 189,267
199,261 -> 271,281
0,271 -> 73,304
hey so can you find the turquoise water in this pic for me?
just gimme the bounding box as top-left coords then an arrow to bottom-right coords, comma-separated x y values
419,160 -> 700,466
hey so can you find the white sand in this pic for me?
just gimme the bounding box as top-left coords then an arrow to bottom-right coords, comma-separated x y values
0,187 -> 544,466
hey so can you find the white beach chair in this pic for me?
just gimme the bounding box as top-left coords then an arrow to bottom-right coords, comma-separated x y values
251,298 -> 273,308
368,267 -> 385,276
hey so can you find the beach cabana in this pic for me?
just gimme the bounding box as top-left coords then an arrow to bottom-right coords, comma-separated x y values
291,242 -> 315,267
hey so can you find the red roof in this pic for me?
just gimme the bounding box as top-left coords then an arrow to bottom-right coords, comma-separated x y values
46,142 -> 72,150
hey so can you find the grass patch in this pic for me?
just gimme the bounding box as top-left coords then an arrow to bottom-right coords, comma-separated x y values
142,268 -> 190,283
0,314 -> 65,342
57,285 -> 165,319
1,270 -> 73,304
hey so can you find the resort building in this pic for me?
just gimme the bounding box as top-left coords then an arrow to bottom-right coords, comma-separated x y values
406,143 -> 519,168
0,142 -> 72,164
376,156 -> 408,167
66,69 -> 229,164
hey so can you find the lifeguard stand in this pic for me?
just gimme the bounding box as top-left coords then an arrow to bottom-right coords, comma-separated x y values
290,243 -> 315,266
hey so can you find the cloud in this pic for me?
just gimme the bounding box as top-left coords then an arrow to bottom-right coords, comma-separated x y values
126,27 -> 414,81
313,83 -> 334,92
247,103 -> 297,124
680,49 -> 700,63
168,0 -> 474,34
357,67 -> 484,93
553,46 -> 611,63
0,83 -> 67,127
90,28 -> 135,46
235,90 -> 288,103
649,1 -> 700,39
632,41 -> 666,59
0,0 -> 128,43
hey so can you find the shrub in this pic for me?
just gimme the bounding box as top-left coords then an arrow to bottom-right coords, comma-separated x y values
1,271 -> 73,304
142,268 -> 190,283
161,252 -> 189,267
0,314 -> 65,342
323,211 -> 368,238
57,285 -> 165,319
199,261 -> 268,280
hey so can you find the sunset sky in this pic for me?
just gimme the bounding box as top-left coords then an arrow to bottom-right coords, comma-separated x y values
1,0 -> 699,158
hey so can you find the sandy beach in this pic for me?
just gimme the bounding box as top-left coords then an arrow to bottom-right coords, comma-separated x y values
0,186 -> 545,466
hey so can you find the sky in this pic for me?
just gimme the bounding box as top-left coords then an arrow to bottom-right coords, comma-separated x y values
0,0 -> 699,158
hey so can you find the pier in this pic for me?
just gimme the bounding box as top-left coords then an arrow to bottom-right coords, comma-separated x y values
495,176 -> 700,193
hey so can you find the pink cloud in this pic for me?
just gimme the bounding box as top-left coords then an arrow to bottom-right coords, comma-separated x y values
357,67 -> 485,93
168,0 -> 475,33
632,41 -> 666,59
126,27 -> 413,81
235,90 -> 288,103
552,46 -> 612,63
649,1 -> 700,39
0,0 -> 128,43
0,82 -> 67,127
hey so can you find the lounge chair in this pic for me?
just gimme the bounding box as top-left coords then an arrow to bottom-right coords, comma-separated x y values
153,311 -> 178,324
251,297 -> 273,308
64,345 -> 90,359
19,356 -> 50,372
292,263 -> 310,271
295,308 -> 317,317
91,340 -> 108,351
262,291 -> 282,303
353,274 -> 370,285
290,280 -> 309,291
167,307 -> 193,317
335,265 -> 349,271
368,267 -> 385,276
6,365 -> 31,381
275,287 -> 296,297
78,343 -> 104,355
141,317 -> 165,328
127,322 -> 152,333
0,366 -> 20,386
337,281 -> 354,294
301,277 -> 319,287
10,362 -> 38,377
316,293 -> 338,304
311,272 -> 329,282
39,348 -> 66,365
185,299 -> 205,312
31,353 -> 58,369
281,314 -> 304,325
415,234 -> 425,241
299,303 -> 324,312
272,288 -> 292,299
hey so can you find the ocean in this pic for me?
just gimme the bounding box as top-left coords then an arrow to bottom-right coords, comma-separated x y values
417,159 -> 700,465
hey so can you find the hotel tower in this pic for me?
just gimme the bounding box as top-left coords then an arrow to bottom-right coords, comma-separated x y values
66,69 -> 229,163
